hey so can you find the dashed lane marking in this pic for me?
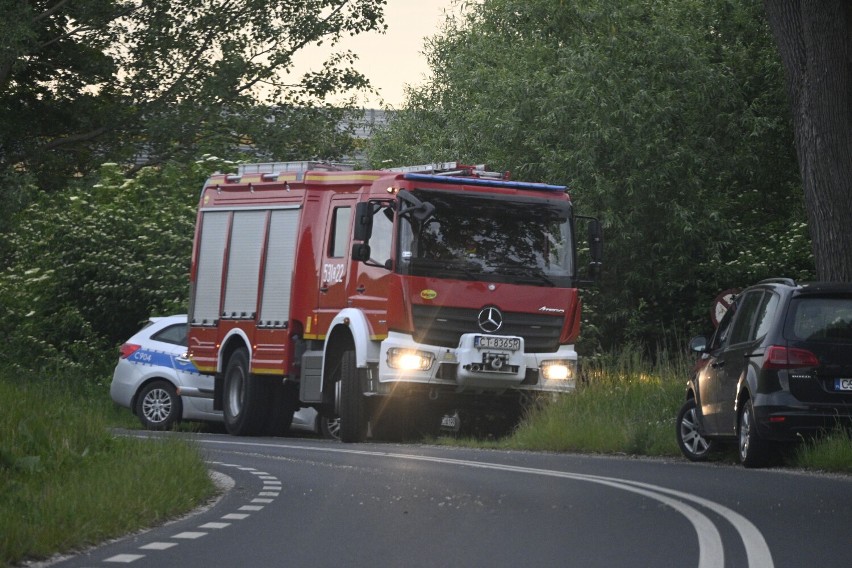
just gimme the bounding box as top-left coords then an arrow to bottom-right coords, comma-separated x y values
89,462 -> 280,565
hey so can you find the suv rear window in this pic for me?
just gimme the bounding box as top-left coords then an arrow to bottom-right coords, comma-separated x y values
785,297 -> 852,342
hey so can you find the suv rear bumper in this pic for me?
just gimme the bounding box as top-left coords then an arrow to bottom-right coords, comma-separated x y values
755,405 -> 852,440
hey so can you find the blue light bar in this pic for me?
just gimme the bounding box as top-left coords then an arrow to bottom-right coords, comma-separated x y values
403,173 -> 567,192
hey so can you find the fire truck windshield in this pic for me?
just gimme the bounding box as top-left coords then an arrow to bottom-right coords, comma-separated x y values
397,189 -> 574,286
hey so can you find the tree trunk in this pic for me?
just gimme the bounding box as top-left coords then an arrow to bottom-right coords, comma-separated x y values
764,0 -> 852,281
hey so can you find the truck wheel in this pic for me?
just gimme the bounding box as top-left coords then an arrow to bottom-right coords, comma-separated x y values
338,349 -> 368,443
676,398 -> 715,461
136,380 -> 181,431
738,398 -> 772,468
223,348 -> 266,436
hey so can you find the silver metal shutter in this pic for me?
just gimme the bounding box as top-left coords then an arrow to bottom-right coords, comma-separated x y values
192,211 -> 229,325
259,208 -> 300,325
223,210 -> 267,318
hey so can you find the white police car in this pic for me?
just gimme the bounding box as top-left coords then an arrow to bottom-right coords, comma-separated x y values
110,315 -> 335,437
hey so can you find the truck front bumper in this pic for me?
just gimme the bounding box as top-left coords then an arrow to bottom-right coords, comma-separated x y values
377,331 -> 578,394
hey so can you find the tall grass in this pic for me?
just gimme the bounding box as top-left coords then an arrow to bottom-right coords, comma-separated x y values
0,376 -> 215,567
796,428 -> 852,473
506,347 -> 687,455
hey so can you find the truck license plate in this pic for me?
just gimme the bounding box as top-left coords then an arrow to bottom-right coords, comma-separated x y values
474,335 -> 520,351
835,378 -> 852,391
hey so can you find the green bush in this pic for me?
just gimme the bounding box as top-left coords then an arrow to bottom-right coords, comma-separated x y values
0,157 -> 236,384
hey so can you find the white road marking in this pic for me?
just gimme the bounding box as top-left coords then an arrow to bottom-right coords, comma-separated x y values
222,513 -> 250,520
139,542 -> 177,550
104,554 -> 145,563
172,531 -> 207,539
199,522 -> 231,529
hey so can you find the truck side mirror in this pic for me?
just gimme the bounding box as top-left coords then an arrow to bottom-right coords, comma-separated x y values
351,242 -> 371,262
353,201 -> 374,242
397,190 -> 435,222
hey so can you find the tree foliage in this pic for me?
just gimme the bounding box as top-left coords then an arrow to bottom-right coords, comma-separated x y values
763,0 -> 852,282
0,157 -> 224,374
369,0 -> 814,351
0,0 -> 386,192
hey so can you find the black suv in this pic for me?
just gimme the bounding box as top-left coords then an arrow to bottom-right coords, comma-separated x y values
676,278 -> 852,467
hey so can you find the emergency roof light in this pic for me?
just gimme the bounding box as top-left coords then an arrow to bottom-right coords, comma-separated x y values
403,173 -> 567,193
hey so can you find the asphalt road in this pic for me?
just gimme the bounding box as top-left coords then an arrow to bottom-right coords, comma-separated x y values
48,432 -> 851,568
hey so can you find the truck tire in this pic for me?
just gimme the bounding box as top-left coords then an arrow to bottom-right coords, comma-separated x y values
338,349 -> 368,443
223,348 -> 267,436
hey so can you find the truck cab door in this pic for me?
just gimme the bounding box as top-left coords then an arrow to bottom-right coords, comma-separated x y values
349,203 -> 394,337
315,196 -> 357,335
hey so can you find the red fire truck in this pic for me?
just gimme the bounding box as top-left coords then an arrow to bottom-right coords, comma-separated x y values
184,161 -> 602,442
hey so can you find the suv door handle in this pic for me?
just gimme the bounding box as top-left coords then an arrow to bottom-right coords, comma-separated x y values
711,360 -> 726,369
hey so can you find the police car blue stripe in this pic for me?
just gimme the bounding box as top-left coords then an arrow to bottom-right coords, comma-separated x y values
128,349 -> 200,374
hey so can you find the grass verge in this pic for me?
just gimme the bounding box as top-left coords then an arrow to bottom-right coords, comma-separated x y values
795,428 -> 852,473
0,377 -> 215,567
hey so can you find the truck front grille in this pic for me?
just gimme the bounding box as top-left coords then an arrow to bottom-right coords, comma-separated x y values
410,305 -> 563,353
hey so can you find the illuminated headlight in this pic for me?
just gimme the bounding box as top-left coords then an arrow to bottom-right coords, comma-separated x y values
540,360 -> 576,380
387,348 -> 434,371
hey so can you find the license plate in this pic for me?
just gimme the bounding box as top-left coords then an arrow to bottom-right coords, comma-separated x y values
835,378 -> 852,391
474,335 -> 520,351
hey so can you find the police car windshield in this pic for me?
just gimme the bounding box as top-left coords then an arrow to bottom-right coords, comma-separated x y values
397,189 -> 573,285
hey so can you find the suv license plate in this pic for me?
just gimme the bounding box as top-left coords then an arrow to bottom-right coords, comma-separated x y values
474,336 -> 520,351
835,378 -> 852,391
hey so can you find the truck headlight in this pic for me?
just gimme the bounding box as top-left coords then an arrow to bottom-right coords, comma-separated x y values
387,348 -> 434,371
540,360 -> 575,380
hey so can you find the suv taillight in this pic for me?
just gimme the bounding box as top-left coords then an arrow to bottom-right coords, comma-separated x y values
763,345 -> 819,369
119,343 -> 141,359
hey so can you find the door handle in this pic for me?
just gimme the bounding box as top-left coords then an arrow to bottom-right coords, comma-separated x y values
711,360 -> 726,369
356,285 -> 366,294
319,285 -> 329,294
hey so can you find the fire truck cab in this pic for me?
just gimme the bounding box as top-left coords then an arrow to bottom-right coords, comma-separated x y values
185,161 -> 602,442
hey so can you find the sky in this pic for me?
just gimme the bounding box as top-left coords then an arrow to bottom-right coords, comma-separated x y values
292,0 -> 460,108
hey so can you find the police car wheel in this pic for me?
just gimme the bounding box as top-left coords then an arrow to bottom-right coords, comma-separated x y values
136,380 -> 181,431
320,415 -> 341,440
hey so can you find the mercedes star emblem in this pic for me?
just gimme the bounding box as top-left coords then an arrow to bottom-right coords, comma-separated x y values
477,306 -> 503,333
